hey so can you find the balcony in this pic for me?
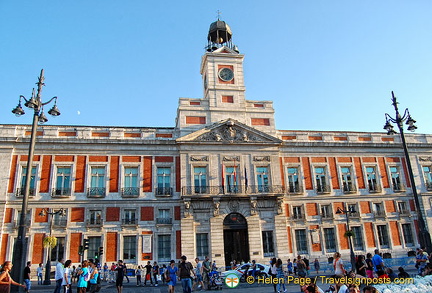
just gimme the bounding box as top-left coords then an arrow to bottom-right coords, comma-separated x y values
290,214 -> 305,221
15,188 -> 35,197
121,218 -> 138,227
368,182 -> 382,193
51,188 -> 71,197
342,183 -> 357,194
87,187 -> 106,198
392,182 -> 406,193
373,211 -> 386,218
156,187 -> 173,196
321,213 -> 334,220
316,184 -> 331,194
426,182 -> 432,191
121,187 -> 139,198
348,212 -> 361,218
286,183 -> 303,195
181,185 -> 284,196
52,219 -> 67,228
86,219 -> 103,228
399,209 -> 411,217
156,217 -> 173,225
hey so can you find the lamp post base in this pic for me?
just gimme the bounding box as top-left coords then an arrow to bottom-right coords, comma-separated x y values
43,259 -> 51,285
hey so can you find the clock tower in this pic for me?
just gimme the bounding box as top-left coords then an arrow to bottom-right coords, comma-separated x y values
176,19 -> 276,136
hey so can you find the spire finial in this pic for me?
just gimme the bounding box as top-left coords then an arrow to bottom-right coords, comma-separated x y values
217,10 -> 221,20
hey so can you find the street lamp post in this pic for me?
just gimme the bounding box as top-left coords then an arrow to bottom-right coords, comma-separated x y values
39,208 -> 66,285
383,91 -> 432,253
336,206 -> 356,273
10,69 -> 60,291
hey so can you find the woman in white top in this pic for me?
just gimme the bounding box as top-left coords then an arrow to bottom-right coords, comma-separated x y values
332,252 -> 346,293
62,260 -> 72,293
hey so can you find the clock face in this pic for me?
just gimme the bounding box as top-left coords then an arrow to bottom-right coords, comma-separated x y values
218,68 -> 234,82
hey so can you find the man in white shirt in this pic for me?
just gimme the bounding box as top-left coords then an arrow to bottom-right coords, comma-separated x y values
54,258 -> 64,293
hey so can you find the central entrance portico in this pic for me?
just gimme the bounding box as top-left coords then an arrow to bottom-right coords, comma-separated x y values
223,213 -> 250,267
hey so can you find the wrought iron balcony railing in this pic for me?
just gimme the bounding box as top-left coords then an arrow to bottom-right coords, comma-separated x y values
399,209 -> 411,216
321,213 -> 334,220
342,183 -> 357,194
121,218 -> 137,225
15,188 -> 35,197
291,214 -> 305,221
392,182 -> 406,192
156,187 -> 173,196
86,219 -> 103,227
373,210 -> 386,218
316,184 -> 331,194
51,188 -> 71,197
52,219 -> 68,227
121,187 -> 139,197
368,182 -> 382,193
426,182 -> 432,191
287,183 -> 303,195
156,217 -> 173,225
87,187 -> 106,197
348,212 -> 360,218
181,185 -> 284,196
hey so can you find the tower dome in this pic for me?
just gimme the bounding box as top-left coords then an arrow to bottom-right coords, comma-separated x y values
206,19 -> 238,52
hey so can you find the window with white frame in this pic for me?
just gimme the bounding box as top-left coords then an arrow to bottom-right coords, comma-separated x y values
194,167 -> 207,194
158,235 -> 171,261
341,166 -> 355,193
373,203 -> 385,217
123,209 -> 137,225
352,226 -> 364,250
401,223 -> 414,246
323,228 -> 336,252
295,229 -> 308,254
123,166 -> 139,196
50,237 -> 65,262
256,167 -> 269,192
390,166 -> 403,191
366,167 -> 379,192
53,210 -> 67,226
54,166 -> 71,196
321,205 -> 332,219
287,167 -> 301,193
88,236 -> 101,261
157,209 -> 172,224
157,167 -> 171,195
293,206 -> 303,219
89,166 -> 106,196
423,166 -> 432,190
262,231 -> 275,257
196,233 -> 209,258
377,225 -> 390,248
89,210 -> 102,225
398,201 -> 409,215
314,167 -> 329,193
123,236 -> 136,261
19,166 -> 37,196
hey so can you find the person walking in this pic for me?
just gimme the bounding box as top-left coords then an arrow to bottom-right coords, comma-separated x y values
287,259 -> 293,275
269,257 -> 277,293
313,259 -> 320,275
76,260 -> 89,293
36,263 -> 43,285
333,252 -> 346,293
61,260 -> 72,293
135,265 -> 142,286
202,256 -> 211,290
144,261 -> 153,286
0,261 -> 26,292
179,255 -> 195,293
88,261 -> 99,293
102,263 -> 109,282
276,259 -> 286,293
54,258 -> 65,293
153,261 -> 160,287
166,260 -> 178,293
372,249 -> 384,272
192,258 -> 204,291
23,261 -> 31,293
115,260 -> 125,293
365,253 -> 374,278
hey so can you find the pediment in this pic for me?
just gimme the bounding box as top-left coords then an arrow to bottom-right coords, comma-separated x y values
176,119 -> 282,144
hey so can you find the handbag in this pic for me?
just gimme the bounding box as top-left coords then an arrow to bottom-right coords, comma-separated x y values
157,274 -> 162,281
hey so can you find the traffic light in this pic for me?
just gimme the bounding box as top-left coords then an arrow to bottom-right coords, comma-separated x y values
99,246 -> 104,256
83,239 -> 89,250
78,245 -> 84,256
95,253 -> 99,260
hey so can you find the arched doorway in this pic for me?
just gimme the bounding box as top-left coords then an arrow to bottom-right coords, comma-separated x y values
223,213 -> 250,267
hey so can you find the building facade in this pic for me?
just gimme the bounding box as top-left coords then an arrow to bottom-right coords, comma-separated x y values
1,20 -> 432,268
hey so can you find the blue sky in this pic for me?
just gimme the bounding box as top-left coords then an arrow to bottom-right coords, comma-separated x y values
1,1 -> 431,134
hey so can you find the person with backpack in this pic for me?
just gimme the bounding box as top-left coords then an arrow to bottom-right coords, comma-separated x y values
76,260 -> 89,293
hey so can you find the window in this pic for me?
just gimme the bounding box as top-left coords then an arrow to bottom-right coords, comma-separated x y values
315,167 -> 329,193
123,236 -> 136,261
366,167 -> 379,192
89,166 -> 106,196
377,225 -> 390,248
373,203 -> 385,217
295,229 -> 308,254
50,237 -> 65,261
123,209 -> 136,225
89,210 -> 102,225
341,167 -> 355,193
287,167 -> 301,193
225,166 -> 239,193
423,166 -> 432,190
321,205 -> 332,219
157,167 -> 172,195
88,237 -> 102,261
262,231 -> 274,257
323,228 -> 336,252
157,209 -> 172,224
194,167 -> 207,193
196,233 -> 209,258
158,235 -> 171,261
401,224 -> 414,246
123,167 -> 139,196
256,167 -> 269,192
293,206 -> 303,220
54,166 -> 71,196
53,210 -> 67,227
347,204 -> 359,217
390,167 -> 403,191
398,202 -> 409,215
19,166 -> 36,196
352,226 -> 364,250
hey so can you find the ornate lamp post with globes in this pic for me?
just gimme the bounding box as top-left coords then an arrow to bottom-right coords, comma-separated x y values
383,91 -> 432,253
10,69 -> 60,291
